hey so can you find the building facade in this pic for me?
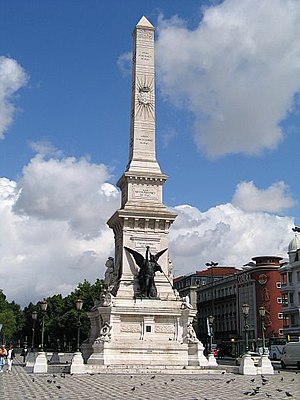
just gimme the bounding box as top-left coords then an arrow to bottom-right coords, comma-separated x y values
280,233 -> 300,340
173,266 -> 239,309
196,256 -> 284,356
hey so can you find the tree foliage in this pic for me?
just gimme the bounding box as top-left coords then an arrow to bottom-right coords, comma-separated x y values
0,279 -> 105,350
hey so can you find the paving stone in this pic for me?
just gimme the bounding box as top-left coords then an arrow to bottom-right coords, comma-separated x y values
0,357 -> 299,400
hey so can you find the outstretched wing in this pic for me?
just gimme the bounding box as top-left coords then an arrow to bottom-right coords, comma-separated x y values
153,248 -> 167,262
124,246 -> 144,269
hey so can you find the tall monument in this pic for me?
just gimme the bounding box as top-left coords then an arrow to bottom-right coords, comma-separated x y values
82,16 -> 208,370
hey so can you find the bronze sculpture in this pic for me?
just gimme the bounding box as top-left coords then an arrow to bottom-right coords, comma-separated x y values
124,246 -> 167,298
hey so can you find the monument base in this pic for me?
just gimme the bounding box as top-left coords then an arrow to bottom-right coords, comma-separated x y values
82,296 -> 208,369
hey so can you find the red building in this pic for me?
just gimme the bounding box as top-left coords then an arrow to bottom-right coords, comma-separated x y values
250,256 -> 284,339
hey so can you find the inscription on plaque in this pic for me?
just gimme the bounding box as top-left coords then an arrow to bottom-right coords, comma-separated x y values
133,186 -> 157,200
138,134 -> 153,146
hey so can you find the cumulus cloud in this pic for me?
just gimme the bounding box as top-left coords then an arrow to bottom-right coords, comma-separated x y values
156,0 -> 300,157
0,56 -> 28,139
0,152 -> 119,307
14,153 -> 119,238
169,203 -> 293,271
232,181 -> 296,212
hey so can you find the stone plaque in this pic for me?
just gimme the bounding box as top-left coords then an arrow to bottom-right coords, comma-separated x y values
133,185 -> 157,200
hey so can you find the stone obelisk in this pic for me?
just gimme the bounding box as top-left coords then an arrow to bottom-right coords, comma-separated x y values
107,15 -> 177,300
82,17 -> 208,370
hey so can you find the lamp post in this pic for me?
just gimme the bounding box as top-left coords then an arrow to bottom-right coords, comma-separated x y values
75,299 -> 83,352
31,311 -> 38,351
242,303 -> 250,354
40,300 -> 48,352
208,315 -> 214,354
259,306 -> 266,355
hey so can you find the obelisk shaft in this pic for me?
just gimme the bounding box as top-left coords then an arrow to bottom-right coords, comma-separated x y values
127,16 -> 161,174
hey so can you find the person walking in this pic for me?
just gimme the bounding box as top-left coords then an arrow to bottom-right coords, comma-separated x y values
6,344 -> 15,373
21,344 -> 28,366
0,344 -> 7,373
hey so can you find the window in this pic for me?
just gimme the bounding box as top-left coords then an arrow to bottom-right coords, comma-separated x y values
288,272 -> 293,284
278,313 -> 283,319
276,282 -> 281,289
277,297 -> 282,304
297,271 -> 300,282
146,326 -> 151,332
289,293 -> 294,306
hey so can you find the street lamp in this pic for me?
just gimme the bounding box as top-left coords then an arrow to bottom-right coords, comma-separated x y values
208,315 -> 214,354
242,303 -> 250,353
31,311 -> 38,351
259,306 -> 266,354
75,299 -> 83,352
40,300 -> 48,352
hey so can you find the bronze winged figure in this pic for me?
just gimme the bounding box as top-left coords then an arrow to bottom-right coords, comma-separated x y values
124,246 -> 167,298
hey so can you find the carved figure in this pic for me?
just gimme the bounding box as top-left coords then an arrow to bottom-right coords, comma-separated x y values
95,322 -> 112,343
181,295 -> 193,309
104,257 -> 116,288
124,246 -> 167,298
186,322 -> 199,344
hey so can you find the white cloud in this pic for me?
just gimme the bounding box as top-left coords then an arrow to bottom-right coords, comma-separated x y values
232,181 -> 296,212
169,203 -> 293,272
117,51 -> 132,76
156,0 -> 300,157
0,153 -> 119,307
14,153 -> 119,238
0,56 -> 28,139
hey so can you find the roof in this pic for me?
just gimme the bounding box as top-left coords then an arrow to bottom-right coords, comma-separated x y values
196,266 -> 240,277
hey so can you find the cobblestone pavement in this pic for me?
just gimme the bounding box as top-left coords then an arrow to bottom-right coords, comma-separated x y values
0,359 -> 299,400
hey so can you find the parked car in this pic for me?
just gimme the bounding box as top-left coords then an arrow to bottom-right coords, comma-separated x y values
235,352 -> 261,366
281,342 -> 300,369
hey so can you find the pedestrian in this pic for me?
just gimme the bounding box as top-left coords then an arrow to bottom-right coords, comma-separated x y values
0,344 -> 7,373
21,344 -> 28,366
6,344 -> 15,373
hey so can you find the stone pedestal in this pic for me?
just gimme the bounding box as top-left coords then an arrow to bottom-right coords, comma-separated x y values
70,352 -> 86,374
33,352 -> 48,374
239,353 -> 257,375
257,354 -> 274,375
207,353 -> 218,367
82,297 -> 207,370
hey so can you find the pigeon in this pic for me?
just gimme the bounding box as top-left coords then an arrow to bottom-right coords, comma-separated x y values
276,389 -> 283,392
251,378 -> 255,382
131,387 -> 136,391
285,392 -> 293,397
151,375 -> 155,379
265,394 -> 272,398
56,386 -> 61,389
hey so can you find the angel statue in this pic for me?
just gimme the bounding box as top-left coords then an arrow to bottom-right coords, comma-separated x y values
124,246 -> 167,298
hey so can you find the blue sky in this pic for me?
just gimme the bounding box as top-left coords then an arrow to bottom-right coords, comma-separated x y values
0,0 -> 299,306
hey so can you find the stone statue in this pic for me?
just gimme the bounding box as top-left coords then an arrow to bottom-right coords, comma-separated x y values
104,257 -> 116,289
124,246 -> 167,298
181,295 -> 193,309
186,322 -> 199,344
